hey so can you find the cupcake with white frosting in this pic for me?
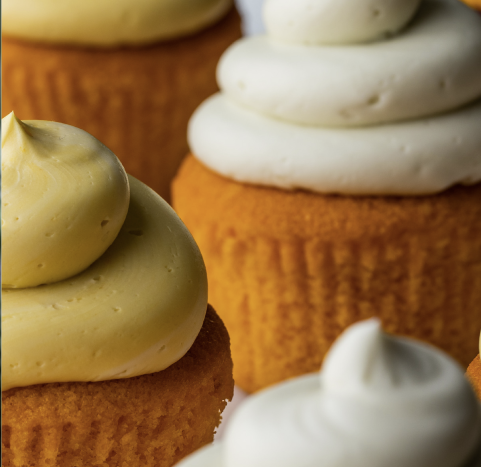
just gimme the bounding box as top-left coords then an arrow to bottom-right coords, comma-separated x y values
172,0 -> 481,392
1,113 -> 234,467
1,0 -> 241,202
177,319 -> 481,467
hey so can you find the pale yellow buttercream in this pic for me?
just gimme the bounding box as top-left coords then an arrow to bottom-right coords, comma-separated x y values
2,0 -> 232,46
2,115 -> 208,391
2,113 -> 130,288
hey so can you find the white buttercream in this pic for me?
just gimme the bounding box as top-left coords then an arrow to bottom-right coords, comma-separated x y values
190,0 -> 481,195
264,0 -> 421,45
189,94 -> 481,195
2,113 -> 130,288
218,1 -> 481,127
2,0 -> 232,46
177,320 -> 481,467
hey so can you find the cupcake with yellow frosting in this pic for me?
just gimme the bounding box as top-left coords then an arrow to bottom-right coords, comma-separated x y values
178,319 -> 481,467
1,112 -> 234,467
1,0 -> 241,202
173,0 -> 481,393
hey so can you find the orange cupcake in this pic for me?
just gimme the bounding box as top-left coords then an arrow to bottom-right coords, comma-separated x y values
173,0 -> 481,392
2,0 -> 241,202
1,113 -> 233,466
462,0 -> 481,12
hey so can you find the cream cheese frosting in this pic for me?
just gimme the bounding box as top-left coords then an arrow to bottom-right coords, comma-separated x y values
2,0 -> 233,46
189,0 -> 481,195
2,114 -> 208,391
177,319 -> 481,467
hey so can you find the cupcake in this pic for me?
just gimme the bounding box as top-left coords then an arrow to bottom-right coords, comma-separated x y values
1,0 -> 241,202
462,0 -> 481,12
1,113 -> 234,467
177,319 -> 481,467
466,332 -> 481,399
172,0 -> 481,392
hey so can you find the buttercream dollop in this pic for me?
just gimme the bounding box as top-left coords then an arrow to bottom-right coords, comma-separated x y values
2,0 -> 232,46
177,320 -> 481,467
2,116 -> 208,390
264,0 -> 421,45
2,112 -> 130,288
189,0 -> 481,195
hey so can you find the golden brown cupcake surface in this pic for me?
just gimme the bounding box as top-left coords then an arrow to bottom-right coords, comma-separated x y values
173,155 -> 481,393
2,305 -> 234,467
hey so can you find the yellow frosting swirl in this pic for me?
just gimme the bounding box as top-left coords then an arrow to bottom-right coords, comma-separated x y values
2,0 -> 233,46
2,114 -> 208,391
2,113 -> 130,289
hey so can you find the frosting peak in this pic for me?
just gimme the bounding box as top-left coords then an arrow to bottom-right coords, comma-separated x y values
177,319 -> 481,467
322,318 -> 438,394
264,0 -> 421,45
2,112 -> 130,289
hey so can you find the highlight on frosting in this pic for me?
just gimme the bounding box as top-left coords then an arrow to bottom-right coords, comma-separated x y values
188,0 -> 481,195
2,113 -> 208,391
177,319 -> 481,467
2,0 -> 233,46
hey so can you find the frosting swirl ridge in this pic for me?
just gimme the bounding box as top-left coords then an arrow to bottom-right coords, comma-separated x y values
218,0 -> 481,127
264,0 -> 421,45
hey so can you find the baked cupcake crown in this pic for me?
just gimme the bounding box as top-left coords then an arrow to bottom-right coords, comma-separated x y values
221,319 -> 481,467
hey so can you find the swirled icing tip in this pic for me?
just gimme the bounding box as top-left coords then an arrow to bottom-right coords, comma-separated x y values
1,112 -> 30,154
2,115 -> 130,288
322,318 -> 391,391
320,317 -> 465,397
263,0 -> 422,45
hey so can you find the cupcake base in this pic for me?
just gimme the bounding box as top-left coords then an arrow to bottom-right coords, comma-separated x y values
467,354 -> 481,399
2,305 -> 233,467
1,8 -> 241,202
173,155 -> 481,393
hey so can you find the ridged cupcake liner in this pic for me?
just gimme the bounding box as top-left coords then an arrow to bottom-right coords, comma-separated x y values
1,8 -> 241,202
2,306 -> 234,467
173,155 -> 481,393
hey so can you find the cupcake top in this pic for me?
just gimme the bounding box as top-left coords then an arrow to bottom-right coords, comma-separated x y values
178,319 -> 481,467
2,112 -> 208,391
2,0 -> 233,46
189,0 -> 481,195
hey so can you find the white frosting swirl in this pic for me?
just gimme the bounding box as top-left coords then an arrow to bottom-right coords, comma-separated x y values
218,1 -> 481,127
177,320 -> 481,467
189,0 -> 481,195
264,0 -> 421,45
2,0 -> 232,46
